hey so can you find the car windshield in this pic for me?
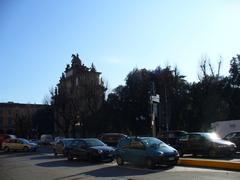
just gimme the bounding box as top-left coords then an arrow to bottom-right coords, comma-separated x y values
202,133 -> 221,140
85,139 -> 105,147
63,139 -> 74,146
19,139 -> 30,144
141,137 -> 164,148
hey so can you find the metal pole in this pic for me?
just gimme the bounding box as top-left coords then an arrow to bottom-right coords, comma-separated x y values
152,104 -> 156,137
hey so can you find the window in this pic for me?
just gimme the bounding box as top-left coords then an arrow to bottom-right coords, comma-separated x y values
0,116 -> 2,128
76,77 -> 79,86
71,140 -> 84,146
8,117 -> 13,127
8,110 -> 12,115
130,140 -> 145,149
225,132 -> 236,139
235,132 -> 240,138
189,134 -> 202,141
9,139 -> 16,143
179,134 -> 189,141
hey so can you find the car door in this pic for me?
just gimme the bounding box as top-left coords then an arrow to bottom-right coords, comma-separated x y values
116,139 -> 132,162
189,134 -> 206,154
7,139 -> 16,150
56,141 -> 64,154
73,140 -> 88,159
177,134 -> 189,153
128,140 -> 146,164
16,139 -> 23,150
228,132 -> 240,148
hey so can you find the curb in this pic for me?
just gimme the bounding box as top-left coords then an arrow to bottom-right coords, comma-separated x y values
178,158 -> 240,171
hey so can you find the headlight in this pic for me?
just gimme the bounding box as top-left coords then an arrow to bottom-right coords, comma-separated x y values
174,150 -> 179,156
98,149 -> 103,154
156,151 -> 164,156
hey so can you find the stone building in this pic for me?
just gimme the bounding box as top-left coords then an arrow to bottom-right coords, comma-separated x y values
0,102 -> 49,137
53,54 -> 106,137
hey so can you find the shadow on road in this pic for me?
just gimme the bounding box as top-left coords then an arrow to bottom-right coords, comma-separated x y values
0,151 -> 37,158
36,159 -> 99,168
53,165 -> 167,180
31,155 -> 63,160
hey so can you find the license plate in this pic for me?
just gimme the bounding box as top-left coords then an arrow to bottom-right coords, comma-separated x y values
169,157 -> 175,161
108,154 -> 113,157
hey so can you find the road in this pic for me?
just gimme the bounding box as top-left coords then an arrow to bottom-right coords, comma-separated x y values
0,150 -> 239,180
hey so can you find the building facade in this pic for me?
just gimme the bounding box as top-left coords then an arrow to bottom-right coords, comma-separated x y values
53,54 -> 106,137
0,102 -> 49,136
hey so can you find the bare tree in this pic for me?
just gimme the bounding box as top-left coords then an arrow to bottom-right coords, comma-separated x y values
198,55 -> 223,81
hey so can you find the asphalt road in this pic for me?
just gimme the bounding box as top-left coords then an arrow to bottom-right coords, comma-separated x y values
0,150 -> 239,180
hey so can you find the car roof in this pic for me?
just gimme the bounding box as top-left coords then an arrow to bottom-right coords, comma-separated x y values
125,136 -> 157,140
187,132 -> 214,135
100,133 -> 127,136
225,131 -> 240,134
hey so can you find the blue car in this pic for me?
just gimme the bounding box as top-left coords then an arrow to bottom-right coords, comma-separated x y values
115,136 -> 179,168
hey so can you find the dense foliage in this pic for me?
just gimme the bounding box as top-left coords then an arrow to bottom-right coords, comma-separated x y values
94,55 -> 240,135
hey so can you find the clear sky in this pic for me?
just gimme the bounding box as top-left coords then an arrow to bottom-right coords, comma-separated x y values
1,0 -> 240,104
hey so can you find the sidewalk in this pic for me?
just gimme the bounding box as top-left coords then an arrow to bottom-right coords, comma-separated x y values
178,155 -> 240,171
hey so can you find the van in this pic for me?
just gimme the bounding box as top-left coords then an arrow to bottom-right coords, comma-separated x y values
98,133 -> 127,147
40,134 -> 53,145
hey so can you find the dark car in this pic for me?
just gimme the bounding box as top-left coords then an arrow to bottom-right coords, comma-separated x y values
158,131 -> 188,147
115,136 -> 179,168
53,138 -> 74,156
98,133 -> 127,147
67,138 -> 115,162
176,132 -> 237,157
223,132 -> 240,150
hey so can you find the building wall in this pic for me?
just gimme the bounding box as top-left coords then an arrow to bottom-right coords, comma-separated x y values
0,102 -> 49,134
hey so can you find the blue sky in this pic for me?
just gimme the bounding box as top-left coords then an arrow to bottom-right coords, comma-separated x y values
1,0 -> 240,104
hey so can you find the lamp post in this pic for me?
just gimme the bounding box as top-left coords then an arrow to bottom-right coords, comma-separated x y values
149,82 -> 160,137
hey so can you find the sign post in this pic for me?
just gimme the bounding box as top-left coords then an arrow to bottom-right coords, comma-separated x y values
150,94 -> 160,137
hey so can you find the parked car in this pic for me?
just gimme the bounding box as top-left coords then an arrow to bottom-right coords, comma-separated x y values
67,138 -> 115,162
53,138 -> 74,156
158,131 -> 188,147
98,133 -> 127,147
40,134 -> 53,145
175,132 -> 237,157
2,138 -> 39,152
115,136 -> 179,168
0,134 -> 16,148
29,139 -> 40,145
223,132 -> 240,150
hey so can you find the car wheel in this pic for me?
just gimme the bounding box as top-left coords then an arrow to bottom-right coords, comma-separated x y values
67,152 -> 73,161
23,146 -> 29,152
146,158 -> 155,169
4,146 -> 9,152
178,149 -> 183,157
228,152 -> 236,158
116,156 -> 124,166
208,148 -> 217,158
53,149 -> 57,156
192,152 -> 197,157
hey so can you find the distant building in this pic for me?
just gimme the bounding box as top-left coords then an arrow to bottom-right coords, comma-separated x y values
211,120 -> 240,138
53,54 -> 106,137
0,102 -> 49,136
